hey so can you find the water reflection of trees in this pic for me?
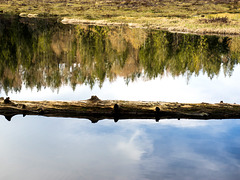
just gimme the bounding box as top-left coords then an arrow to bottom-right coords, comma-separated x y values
140,31 -> 237,79
0,15 -> 239,94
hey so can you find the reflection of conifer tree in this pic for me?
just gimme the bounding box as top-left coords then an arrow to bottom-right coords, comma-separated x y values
139,30 -> 236,80
139,31 -> 168,78
76,25 -> 114,88
0,15 -> 240,94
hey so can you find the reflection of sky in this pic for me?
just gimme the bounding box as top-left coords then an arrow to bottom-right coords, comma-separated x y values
1,52 -> 240,179
0,116 -> 239,180
2,65 -> 240,104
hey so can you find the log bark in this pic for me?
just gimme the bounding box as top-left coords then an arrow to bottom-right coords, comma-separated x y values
1,96 -> 240,123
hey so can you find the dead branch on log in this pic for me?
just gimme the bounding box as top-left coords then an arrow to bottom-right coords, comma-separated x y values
1,96 -> 240,123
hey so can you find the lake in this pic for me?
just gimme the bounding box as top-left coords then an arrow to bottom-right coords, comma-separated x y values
0,14 -> 240,180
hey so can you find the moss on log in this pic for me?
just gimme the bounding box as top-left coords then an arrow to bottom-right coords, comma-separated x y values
1,96 -> 240,123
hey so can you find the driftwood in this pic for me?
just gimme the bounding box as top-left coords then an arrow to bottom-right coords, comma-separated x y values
1,96 -> 240,123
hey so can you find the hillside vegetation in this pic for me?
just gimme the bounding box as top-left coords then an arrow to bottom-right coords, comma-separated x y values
0,0 -> 240,34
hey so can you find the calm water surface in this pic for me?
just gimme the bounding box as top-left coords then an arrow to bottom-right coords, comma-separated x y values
0,15 -> 240,180
0,116 -> 240,180
1,15 -> 240,103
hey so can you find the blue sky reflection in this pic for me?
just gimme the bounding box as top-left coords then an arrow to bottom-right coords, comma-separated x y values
0,116 -> 239,180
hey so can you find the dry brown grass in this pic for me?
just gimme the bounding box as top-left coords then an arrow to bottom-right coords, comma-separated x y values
1,0 -> 240,35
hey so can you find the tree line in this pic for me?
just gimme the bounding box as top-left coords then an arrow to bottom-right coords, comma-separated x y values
0,15 -> 239,94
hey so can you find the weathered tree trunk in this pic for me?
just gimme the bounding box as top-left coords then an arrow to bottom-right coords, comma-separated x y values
1,96 -> 240,123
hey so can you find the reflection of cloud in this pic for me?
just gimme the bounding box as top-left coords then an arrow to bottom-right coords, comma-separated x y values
117,119 -> 216,129
157,119 -> 210,128
176,151 -> 220,171
143,144 -> 239,180
140,120 -> 240,180
0,116 -> 240,180
0,116 -> 154,180
116,130 -> 145,161
118,119 -> 240,134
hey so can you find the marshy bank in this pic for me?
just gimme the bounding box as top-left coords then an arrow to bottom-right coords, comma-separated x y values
1,0 -> 240,35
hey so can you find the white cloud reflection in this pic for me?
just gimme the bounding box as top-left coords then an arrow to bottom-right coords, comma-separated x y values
0,116 -> 151,180
115,130 -> 151,161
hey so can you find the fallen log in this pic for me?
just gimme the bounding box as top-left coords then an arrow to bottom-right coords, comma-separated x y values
1,96 -> 240,123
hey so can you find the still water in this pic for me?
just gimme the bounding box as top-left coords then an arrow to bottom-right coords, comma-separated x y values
1,15 -> 240,103
0,15 -> 240,179
0,116 -> 240,180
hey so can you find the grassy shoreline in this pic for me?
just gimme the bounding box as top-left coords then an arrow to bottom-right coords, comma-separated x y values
1,0 -> 240,36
